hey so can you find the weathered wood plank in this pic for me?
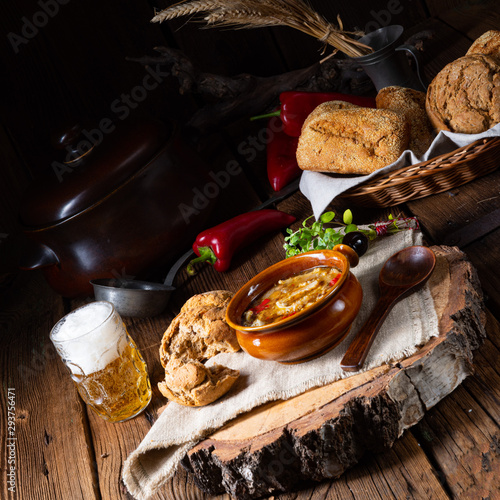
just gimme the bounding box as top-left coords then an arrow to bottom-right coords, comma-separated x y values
413,383 -> 500,498
462,336 -> 500,424
424,0 -> 485,18
406,169 -> 500,247
372,431 -> 449,500
438,0 -> 500,39
462,230 -> 500,320
65,300 -> 173,499
411,311 -> 500,498
159,465 -> 230,500
0,273 -> 99,500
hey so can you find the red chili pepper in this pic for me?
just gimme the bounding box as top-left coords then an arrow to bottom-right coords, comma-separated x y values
250,298 -> 271,314
187,209 -> 296,274
253,91 -> 376,137
267,117 -> 301,192
329,275 -> 341,287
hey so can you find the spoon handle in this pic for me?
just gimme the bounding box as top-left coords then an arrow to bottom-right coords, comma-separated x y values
163,248 -> 195,287
340,291 -> 401,372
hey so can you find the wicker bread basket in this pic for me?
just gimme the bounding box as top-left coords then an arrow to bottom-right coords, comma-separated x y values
338,136 -> 500,207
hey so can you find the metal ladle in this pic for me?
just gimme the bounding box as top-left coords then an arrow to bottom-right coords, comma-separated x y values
340,245 -> 436,372
90,248 -> 194,318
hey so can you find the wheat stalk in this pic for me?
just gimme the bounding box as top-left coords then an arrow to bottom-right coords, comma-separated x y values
153,0 -> 222,21
152,0 -> 372,58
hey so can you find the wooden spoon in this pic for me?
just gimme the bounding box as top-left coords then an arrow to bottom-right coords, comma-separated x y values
340,245 -> 436,372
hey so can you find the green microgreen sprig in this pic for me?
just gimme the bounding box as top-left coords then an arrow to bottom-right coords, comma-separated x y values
283,209 -> 409,258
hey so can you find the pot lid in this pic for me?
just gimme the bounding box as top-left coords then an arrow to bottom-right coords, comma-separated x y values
19,117 -> 171,228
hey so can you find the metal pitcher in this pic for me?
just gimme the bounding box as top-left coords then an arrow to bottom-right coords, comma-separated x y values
353,25 -> 427,92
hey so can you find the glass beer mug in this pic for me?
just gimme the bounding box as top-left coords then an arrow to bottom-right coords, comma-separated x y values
50,301 -> 152,423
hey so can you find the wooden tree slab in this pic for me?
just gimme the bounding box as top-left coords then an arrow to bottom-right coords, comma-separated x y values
180,246 -> 487,499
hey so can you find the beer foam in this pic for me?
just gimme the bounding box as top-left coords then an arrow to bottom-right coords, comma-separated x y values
51,302 -> 127,375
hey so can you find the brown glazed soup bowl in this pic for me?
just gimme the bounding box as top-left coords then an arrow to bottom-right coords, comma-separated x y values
225,245 -> 363,364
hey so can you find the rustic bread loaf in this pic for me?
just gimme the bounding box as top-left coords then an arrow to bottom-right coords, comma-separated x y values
376,86 -> 435,157
466,30 -> 500,60
301,100 -> 359,129
158,290 -> 240,407
296,106 -> 410,174
426,54 -> 500,134
180,289 -> 235,314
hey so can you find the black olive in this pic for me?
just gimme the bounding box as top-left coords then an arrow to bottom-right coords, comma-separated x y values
342,231 -> 369,257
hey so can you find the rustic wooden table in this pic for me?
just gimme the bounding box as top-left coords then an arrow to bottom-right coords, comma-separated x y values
2,5 -> 500,500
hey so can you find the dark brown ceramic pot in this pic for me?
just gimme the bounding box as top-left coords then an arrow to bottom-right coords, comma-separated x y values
225,246 -> 363,364
19,118 -> 215,298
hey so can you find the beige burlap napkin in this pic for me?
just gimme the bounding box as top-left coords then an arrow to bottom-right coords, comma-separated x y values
123,229 -> 438,499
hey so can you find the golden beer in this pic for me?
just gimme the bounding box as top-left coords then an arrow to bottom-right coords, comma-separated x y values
50,301 -> 152,423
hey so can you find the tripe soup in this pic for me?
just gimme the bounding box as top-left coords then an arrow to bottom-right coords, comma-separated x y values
242,266 -> 342,327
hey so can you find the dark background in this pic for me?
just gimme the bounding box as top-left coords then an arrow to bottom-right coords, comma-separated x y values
0,0 -> 485,235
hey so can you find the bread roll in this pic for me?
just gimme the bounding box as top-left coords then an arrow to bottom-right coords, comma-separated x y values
466,30 -> 500,60
425,54 -> 500,134
296,107 -> 410,174
158,358 -> 239,407
158,290 -> 240,407
301,100 -> 359,130
376,86 -> 435,156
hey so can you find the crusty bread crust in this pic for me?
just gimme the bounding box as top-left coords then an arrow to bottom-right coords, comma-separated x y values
425,54 -> 500,134
296,107 -> 410,174
158,290 -> 240,407
180,289 -> 234,314
301,100 -> 359,130
466,30 -> 500,61
158,360 -> 239,407
376,86 -> 435,157
159,290 -> 239,367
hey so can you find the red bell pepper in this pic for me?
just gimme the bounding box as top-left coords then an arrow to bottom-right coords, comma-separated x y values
254,91 -> 376,137
187,209 -> 296,274
267,118 -> 301,192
